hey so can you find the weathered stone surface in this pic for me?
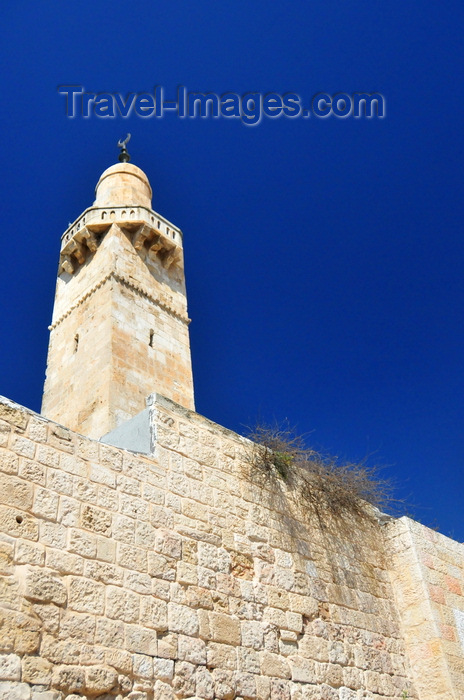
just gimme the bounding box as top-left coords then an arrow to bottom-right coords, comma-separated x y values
0,653 -> 21,680
51,665 -> 85,692
84,665 -> 118,694
0,681 -> 31,700
210,612 -> 241,645
1,392 -> 463,700
68,576 -> 104,614
168,603 -> 199,636
21,656 -> 52,684
22,567 -> 67,606
125,624 -> 157,656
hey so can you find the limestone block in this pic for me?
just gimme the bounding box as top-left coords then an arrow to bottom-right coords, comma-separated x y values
155,531 -> 182,559
236,671 -> 257,699
0,451 -> 18,474
288,593 -> 318,618
40,521 -> 66,549
105,648 -> 132,675
118,543 -> 147,572
148,553 -> 176,581
135,521 -> 157,549
36,445 -> 60,469
33,488 -> 59,520
255,675 -> 271,700
47,469 -> 73,497
290,657 -> 317,683
31,603 -> 60,634
18,459 -> 45,484
68,528 -> 97,558
0,653 -> 21,680
0,540 -> 14,575
0,473 -> 33,510
241,621 -> 265,650
151,505 -> 174,529
95,617 -> 124,647
230,552 -> 254,580
286,612 -> 303,634
154,679 -> 176,700
153,657 -> 174,681
125,624 -> 157,655
106,586 -> 140,623
0,682 -> 31,700
59,611 -> 96,643
196,665 -> 215,699
198,542 -> 230,573
81,504 -> 111,535
90,463 -> 116,488
269,678 -> 290,700
84,665 -> 118,694
133,652 -> 153,679
168,603 -> 199,635
60,454 -> 87,478
120,494 -> 149,521
113,514 -> 136,544
0,403 -> 28,430
22,566 -> 67,606
173,660 -> 196,697
236,648 -> 259,675
210,612 -> 241,646
264,607 -> 287,629
157,632 -> 178,659
21,655 -> 52,684
68,576 -> 104,614
177,561 -> 198,585
96,536 -> 116,563
31,692 -> 61,700
11,436 -> 35,460
51,665 -> 85,693
206,642 -> 237,670
212,668 -> 235,700
197,566 -> 216,589
260,651 -> 291,679
177,635 -> 206,664
125,570 -> 152,595
141,596 -> 168,632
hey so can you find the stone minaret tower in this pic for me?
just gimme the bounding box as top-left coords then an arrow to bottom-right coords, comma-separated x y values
41,142 -> 195,439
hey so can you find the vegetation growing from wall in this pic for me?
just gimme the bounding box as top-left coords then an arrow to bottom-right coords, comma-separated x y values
245,422 -> 396,522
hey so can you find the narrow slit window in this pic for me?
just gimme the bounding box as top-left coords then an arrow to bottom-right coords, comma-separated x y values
149,329 -> 154,347
74,334 -> 79,353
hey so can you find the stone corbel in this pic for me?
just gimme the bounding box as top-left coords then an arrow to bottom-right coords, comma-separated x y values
81,228 -> 98,253
132,223 -> 152,250
61,255 -> 74,274
68,239 -> 86,265
149,234 -> 163,254
161,247 -> 181,269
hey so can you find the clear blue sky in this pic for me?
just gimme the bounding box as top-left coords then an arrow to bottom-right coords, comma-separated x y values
1,1 -> 463,539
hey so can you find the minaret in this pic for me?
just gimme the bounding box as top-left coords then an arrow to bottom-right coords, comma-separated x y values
41,138 -> 195,439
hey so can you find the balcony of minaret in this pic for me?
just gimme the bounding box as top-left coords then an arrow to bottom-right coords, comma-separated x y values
59,204 -> 183,275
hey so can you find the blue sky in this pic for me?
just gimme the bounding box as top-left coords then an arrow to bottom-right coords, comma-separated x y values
1,1 -> 463,539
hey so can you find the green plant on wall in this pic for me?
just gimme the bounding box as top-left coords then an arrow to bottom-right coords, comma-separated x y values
245,421 -> 397,521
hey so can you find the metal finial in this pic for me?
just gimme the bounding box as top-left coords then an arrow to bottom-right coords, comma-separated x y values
117,133 -> 131,162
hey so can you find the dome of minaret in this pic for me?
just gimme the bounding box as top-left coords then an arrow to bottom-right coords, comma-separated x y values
94,162 -> 153,209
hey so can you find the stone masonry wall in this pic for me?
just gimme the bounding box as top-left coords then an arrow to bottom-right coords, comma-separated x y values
0,393 -> 439,700
384,517 -> 464,699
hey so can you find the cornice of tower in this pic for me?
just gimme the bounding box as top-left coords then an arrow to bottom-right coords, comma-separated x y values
48,269 -> 191,331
